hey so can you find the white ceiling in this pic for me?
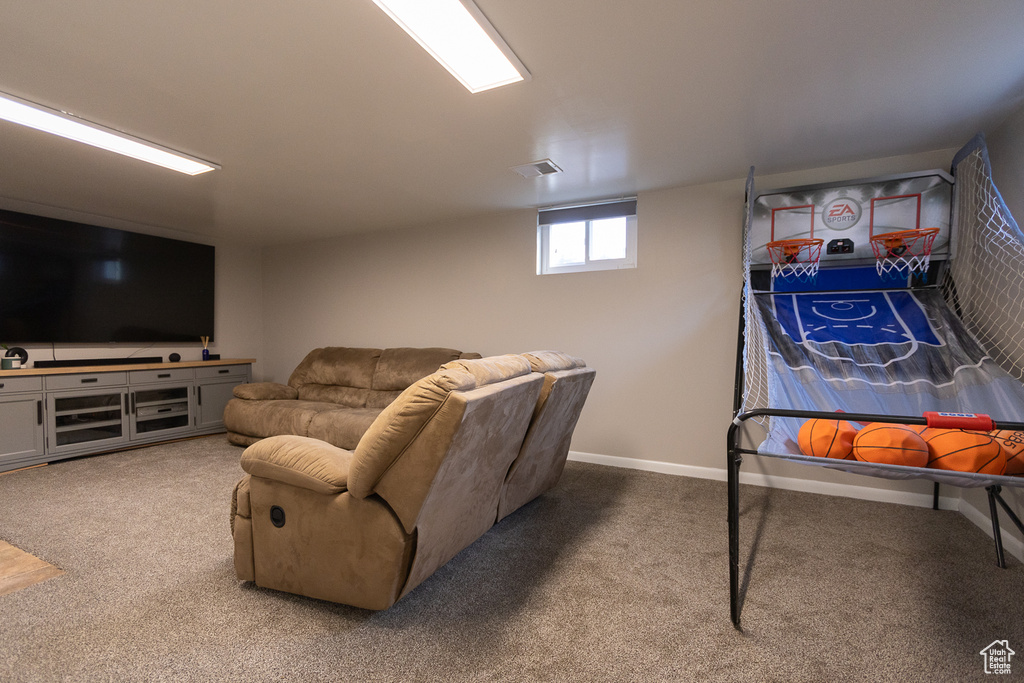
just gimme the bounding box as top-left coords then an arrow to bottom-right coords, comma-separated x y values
2,1 -> 1023,246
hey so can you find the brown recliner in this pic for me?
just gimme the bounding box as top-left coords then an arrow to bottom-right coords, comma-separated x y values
497,351 -> 597,521
230,354 -> 543,610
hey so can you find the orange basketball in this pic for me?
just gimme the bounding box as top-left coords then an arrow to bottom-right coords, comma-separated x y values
798,419 -> 857,459
917,428 -> 1006,475
989,430 -> 1024,475
851,423 -> 929,467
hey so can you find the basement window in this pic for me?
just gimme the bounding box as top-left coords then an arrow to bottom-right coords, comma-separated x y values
537,198 -> 637,274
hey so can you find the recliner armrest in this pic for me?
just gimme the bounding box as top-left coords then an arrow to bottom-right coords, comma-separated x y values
233,382 -> 299,401
240,435 -> 352,494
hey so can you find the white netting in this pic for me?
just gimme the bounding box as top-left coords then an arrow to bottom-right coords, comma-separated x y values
740,168 -> 772,428
767,238 -> 823,283
942,137 -> 1024,381
871,228 -> 939,279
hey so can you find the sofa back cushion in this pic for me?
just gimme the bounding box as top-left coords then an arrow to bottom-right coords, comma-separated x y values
286,346 -> 482,409
348,354 -> 542,598
288,348 -> 381,407
366,347 -> 478,409
497,362 -> 596,520
521,350 -> 585,373
348,354 -> 532,502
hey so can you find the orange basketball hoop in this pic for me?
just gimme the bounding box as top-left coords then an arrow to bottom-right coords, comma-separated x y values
766,238 -> 824,282
870,228 -> 940,278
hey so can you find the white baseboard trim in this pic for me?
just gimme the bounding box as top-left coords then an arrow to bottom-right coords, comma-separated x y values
567,450 -> 959,509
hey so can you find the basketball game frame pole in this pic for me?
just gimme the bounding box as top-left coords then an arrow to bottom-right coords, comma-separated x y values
727,422 -> 743,628
728,298 -> 746,628
987,488 -> 1006,568
987,486 -> 1024,568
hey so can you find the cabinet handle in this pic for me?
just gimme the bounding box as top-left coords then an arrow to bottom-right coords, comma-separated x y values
218,369 -> 229,374
81,378 -> 99,383
158,373 -> 171,379
37,400 -> 43,425
131,393 -> 136,414
197,386 -> 203,405
158,407 -> 173,413
0,383 -> 4,389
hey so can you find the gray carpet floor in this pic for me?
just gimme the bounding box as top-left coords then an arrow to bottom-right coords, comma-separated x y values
0,436 -> 1021,682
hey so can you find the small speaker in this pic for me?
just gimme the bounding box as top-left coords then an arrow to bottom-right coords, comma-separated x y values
168,353 -> 181,362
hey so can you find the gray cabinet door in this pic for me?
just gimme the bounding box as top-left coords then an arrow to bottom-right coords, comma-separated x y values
195,379 -> 240,431
130,383 -> 193,440
46,389 -> 129,455
0,393 -> 45,466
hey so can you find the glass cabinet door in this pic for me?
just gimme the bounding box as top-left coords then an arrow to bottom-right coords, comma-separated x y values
131,385 -> 192,438
48,390 -> 129,453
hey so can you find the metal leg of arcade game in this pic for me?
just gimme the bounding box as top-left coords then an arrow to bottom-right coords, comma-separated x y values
727,438 -> 742,628
729,298 -> 747,629
987,485 -> 1024,569
987,487 -> 1006,568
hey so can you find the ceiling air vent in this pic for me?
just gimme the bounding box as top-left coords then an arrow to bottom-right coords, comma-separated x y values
511,159 -> 562,178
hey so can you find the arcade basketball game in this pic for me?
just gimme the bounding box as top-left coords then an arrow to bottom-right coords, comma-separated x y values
728,134 -> 1024,627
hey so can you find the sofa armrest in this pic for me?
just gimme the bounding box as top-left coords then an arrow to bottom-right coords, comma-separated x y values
240,435 -> 352,494
233,382 -> 298,400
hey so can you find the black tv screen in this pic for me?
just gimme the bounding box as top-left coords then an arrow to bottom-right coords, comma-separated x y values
0,209 -> 215,344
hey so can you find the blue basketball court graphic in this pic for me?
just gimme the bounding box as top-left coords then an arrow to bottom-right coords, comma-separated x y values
773,291 -> 941,347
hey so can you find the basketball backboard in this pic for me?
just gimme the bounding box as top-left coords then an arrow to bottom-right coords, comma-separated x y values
748,169 -> 953,269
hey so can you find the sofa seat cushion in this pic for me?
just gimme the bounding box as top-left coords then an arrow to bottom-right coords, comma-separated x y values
306,407 -> 384,450
223,399 -> 343,439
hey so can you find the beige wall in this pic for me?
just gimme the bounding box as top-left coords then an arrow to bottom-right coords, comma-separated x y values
260,147 -> 956,491
988,101 -> 1024,224
262,178 -> 742,465
208,241 -> 265,367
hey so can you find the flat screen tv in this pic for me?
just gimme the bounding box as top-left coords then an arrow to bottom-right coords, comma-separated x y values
0,209 -> 215,344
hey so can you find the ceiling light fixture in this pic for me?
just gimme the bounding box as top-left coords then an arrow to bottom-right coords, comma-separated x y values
372,0 -> 530,93
0,90 -> 219,175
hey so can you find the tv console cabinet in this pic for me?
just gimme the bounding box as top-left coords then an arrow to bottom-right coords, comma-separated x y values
0,359 -> 253,474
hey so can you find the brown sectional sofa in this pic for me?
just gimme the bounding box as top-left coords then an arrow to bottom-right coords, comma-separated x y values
230,351 -> 595,610
223,346 -> 481,450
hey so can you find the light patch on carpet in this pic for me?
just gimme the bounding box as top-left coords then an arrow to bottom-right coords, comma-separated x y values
0,540 -> 63,596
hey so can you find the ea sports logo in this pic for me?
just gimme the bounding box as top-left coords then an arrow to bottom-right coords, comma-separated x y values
822,197 -> 862,230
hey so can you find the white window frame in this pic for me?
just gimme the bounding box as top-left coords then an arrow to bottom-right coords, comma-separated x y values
536,198 -> 638,275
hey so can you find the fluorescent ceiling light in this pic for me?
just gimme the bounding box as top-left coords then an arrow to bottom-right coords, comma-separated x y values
0,90 -> 219,175
372,0 -> 530,93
